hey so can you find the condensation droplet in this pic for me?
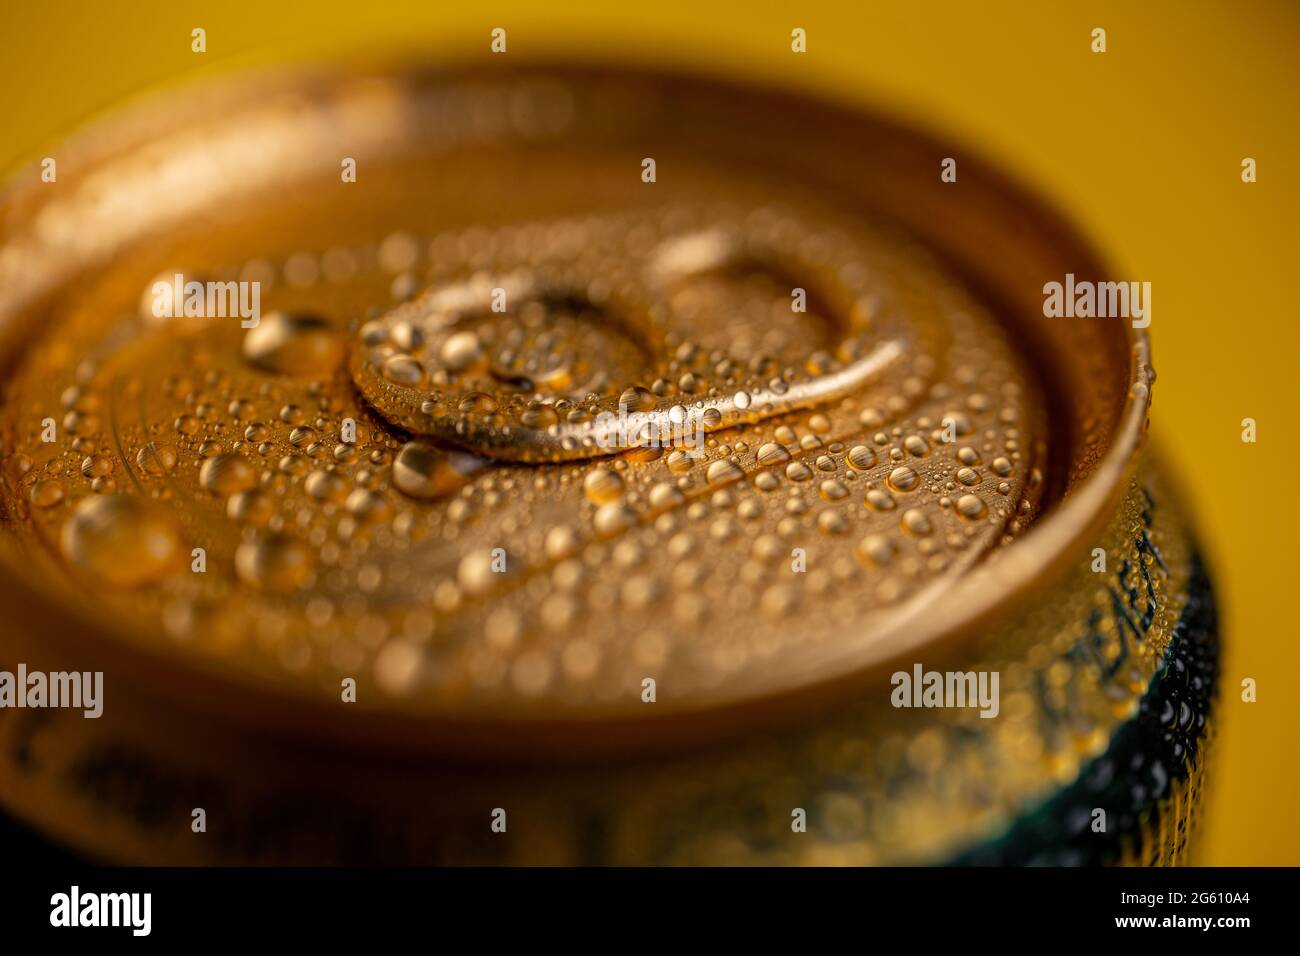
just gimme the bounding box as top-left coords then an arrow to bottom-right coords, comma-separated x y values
242,312 -> 344,376
199,453 -> 257,496
392,441 -> 486,500
61,495 -> 184,587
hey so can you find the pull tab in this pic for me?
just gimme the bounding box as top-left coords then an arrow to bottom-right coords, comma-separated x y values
350,207 -> 909,462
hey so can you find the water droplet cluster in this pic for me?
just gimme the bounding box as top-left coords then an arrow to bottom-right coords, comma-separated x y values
0,201 -> 1049,717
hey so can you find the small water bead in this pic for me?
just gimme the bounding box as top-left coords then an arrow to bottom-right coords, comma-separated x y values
544,525 -> 581,560
199,453 -> 257,496
941,412 -> 973,436
785,461 -> 812,482
458,392 -> 498,414
904,435 -> 929,457
583,466 -> 625,504
374,641 -> 424,697
708,516 -> 735,542
279,455 -> 308,476
887,466 -> 920,492
29,479 -> 65,508
956,467 -> 981,486
353,467 -> 381,490
227,488 -> 274,527
706,458 -> 744,488
440,331 -> 486,372
865,488 -> 896,511
854,533 -> 894,567
61,494 -> 185,587
626,444 -> 665,465
956,494 -> 987,520
593,501 -> 637,537
820,479 -> 848,501
992,457 -> 1014,477
360,320 -> 389,347
815,455 -> 836,471
136,442 -> 178,475
808,413 -> 832,434
457,549 -> 504,596
382,354 -> 426,386
60,385 -> 89,410
63,410 -> 100,436
235,532 -> 315,591
846,445 -> 876,471
619,386 -> 657,413
391,442 -> 485,500
279,405 -> 307,426
818,510 -> 848,534
81,455 -> 112,479
304,469 -> 348,503
901,508 -> 933,535
520,404 -> 559,429
345,488 -> 393,522
759,585 -> 797,621
958,446 -> 980,466
665,449 -> 694,474
754,472 -> 780,492
242,312 -> 345,376
648,482 -> 685,510
756,442 -> 791,467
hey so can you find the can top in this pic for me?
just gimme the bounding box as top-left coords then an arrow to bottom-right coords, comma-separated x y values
0,63 -> 1152,756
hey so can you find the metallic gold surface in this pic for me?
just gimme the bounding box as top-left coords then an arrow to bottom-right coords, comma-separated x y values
0,63 -> 1214,863
0,461 -> 1210,865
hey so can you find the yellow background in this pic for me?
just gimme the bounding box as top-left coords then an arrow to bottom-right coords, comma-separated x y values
2,0 -> 1296,865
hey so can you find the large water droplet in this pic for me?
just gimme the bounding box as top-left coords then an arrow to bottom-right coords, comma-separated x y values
235,532 -> 315,591
391,441 -> 486,500
200,453 -> 257,496
61,495 -> 185,587
242,312 -> 344,376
